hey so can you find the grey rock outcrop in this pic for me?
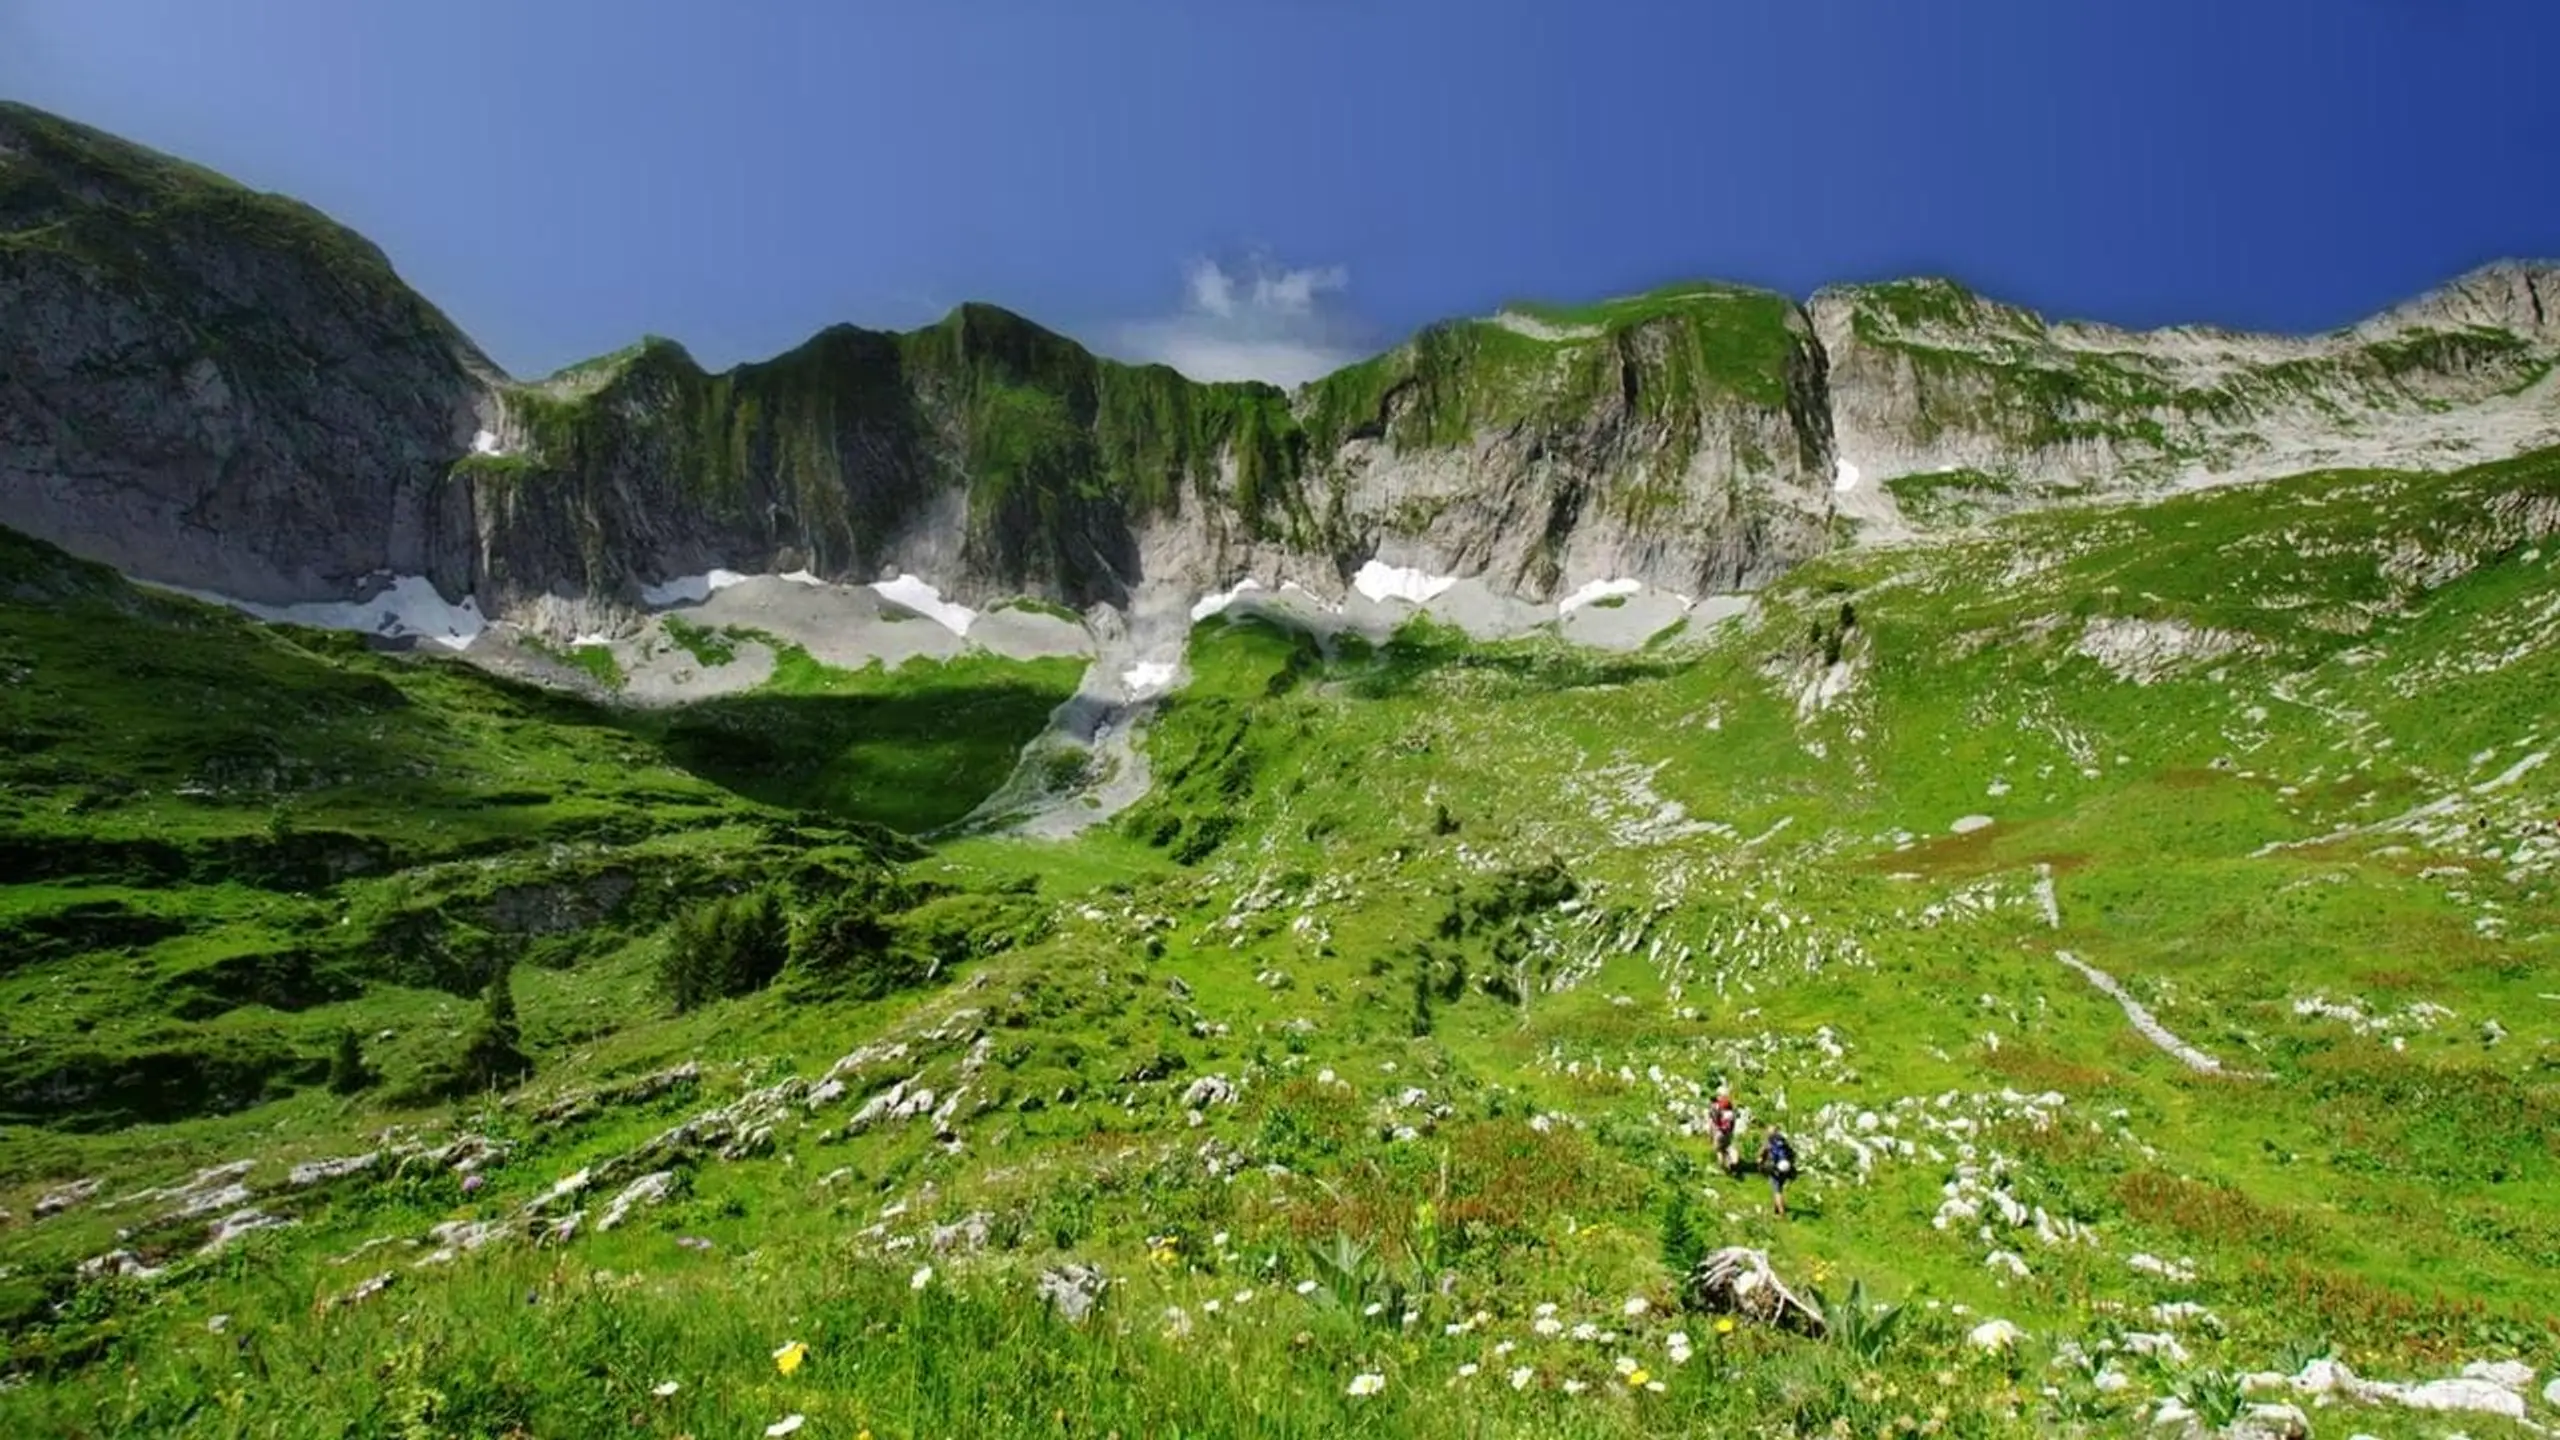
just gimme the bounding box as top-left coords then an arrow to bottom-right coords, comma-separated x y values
0,102 -> 500,605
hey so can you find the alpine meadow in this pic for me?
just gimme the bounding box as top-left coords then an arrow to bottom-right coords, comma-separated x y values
1,97 -> 2558,1440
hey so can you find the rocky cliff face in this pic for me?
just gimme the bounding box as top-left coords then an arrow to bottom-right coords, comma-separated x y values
1810,268 -> 2560,530
0,103 -> 501,605
5,101 -> 2557,628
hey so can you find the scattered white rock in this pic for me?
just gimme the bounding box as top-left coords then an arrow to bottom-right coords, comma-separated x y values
200,1208 -> 294,1254
597,1172 -> 676,1231
1968,1318 -> 2024,1351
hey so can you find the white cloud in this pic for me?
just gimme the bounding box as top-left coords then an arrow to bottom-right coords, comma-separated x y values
1185,259 -> 1238,319
1117,255 -> 1364,389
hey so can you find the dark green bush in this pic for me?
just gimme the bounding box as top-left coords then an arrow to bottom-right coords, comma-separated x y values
658,889 -> 789,1011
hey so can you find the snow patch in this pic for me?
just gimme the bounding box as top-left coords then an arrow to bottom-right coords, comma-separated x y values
639,570 -> 752,608
1121,661 -> 1178,697
172,576 -> 489,651
1558,578 -> 1643,613
1352,560 -> 1459,606
1190,578 -> 1265,622
871,574 -> 978,636
469,429 -> 506,456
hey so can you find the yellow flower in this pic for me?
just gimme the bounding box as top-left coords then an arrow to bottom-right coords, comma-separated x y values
773,1340 -> 808,1376
1626,1368 -> 1652,1388
1714,1317 -> 1736,1335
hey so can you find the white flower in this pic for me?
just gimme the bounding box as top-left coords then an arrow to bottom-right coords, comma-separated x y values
1534,1317 -> 1564,1336
1493,1341 -> 1516,1357
1363,1301 -> 1384,1317
910,1264 -> 934,1291
1401,1310 -> 1419,1327
1665,1331 -> 1691,1351
1212,1231 -> 1231,1248
1570,1322 -> 1601,1342
1562,1379 -> 1589,1395
1444,1322 -> 1467,1336
1348,1372 -> 1386,1397
651,1380 -> 680,1397
1234,1289 -> 1254,1304
1645,1380 -> 1667,1393
1203,1299 -> 1222,1314
1614,1356 -> 1640,1376
1457,1363 -> 1480,1378
1533,1302 -> 1559,1318
765,1417 -> 805,1438
1296,1279 -> 1319,1295
1623,1297 -> 1650,1317
1509,1366 -> 1535,1390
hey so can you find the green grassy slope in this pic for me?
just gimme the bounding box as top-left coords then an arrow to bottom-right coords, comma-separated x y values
4,451 -> 2558,1437
0,528 -> 1076,1137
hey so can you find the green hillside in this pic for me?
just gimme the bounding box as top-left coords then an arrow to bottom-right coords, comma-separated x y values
3,448 -> 2558,1437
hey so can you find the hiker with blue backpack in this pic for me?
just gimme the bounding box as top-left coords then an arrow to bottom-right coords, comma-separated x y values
1760,1125 -> 1798,1218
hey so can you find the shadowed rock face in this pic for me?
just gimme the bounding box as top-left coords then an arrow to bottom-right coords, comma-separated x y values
0,102 -> 500,605
6,99 -> 2557,624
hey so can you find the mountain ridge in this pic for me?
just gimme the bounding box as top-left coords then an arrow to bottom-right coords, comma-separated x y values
7,98 -> 2558,633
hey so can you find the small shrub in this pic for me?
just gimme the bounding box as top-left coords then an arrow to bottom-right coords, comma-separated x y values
659,889 -> 789,1011
326,1028 -> 373,1095
1658,1189 -> 1705,1280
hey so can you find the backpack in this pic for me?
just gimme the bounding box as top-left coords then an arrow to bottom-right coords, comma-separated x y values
1769,1136 -> 1795,1175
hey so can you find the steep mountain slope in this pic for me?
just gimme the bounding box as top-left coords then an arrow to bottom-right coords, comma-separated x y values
3,446 -> 2556,1437
0,103 -> 500,604
7,100 -> 2557,642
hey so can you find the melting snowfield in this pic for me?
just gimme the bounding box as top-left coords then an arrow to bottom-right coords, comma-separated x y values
154,575 -> 488,651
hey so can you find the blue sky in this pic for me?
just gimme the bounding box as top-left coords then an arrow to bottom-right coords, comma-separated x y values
6,0 -> 2555,383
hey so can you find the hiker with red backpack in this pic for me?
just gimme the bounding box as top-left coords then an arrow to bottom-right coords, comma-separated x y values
1709,1086 -> 1741,1174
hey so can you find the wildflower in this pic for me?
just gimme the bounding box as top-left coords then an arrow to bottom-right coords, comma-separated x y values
1363,1302 -> 1385,1317
461,1174 -> 485,1194
1162,1306 -> 1193,1340
651,1380 -> 681,1397
1614,1356 -> 1640,1376
910,1264 -> 934,1291
772,1341 -> 808,1376
765,1417 -> 805,1438
1212,1231 -> 1231,1248
1472,1309 -> 1492,1326
1401,1310 -> 1419,1327
1203,1299 -> 1222,1314
1509,1366 -> 1535,1390
1569,1322 -> 1601,1342
1493,1341 -> 1516,1357
1645,1380 -> 1667,1393
1348,1372 -> 1386,1397
1534,1317 -> 1564,1337
1296,1279 -> 1319,1295
1533,1302 -> 1559,1318
1562,1379 -> 1589,1395
1626,1369 -> 1652,1388
1623,1297 -> 1650,1317
1665,1331 -> 1691,1352
1714,1317 -> 1737,1335
1444,1322 -> 1467,1337
1234,1290 -> 1254,1305
1458,1363 -> 1480,1378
